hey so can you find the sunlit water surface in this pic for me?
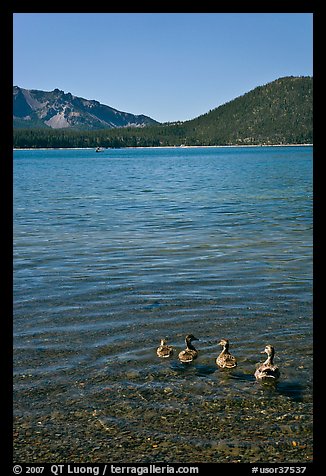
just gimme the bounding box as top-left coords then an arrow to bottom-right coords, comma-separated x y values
13,146 -> 313,463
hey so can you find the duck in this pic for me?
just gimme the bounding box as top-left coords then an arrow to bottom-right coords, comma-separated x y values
178,334 -> 199,363
216,338 -> 237,368
156,338 -> 173,358
254,344 -> 280,381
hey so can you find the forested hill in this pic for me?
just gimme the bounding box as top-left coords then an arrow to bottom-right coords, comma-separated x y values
184,76 -> 312,145
14,76 -> 312,148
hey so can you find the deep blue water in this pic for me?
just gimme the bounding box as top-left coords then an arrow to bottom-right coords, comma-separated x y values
13,146 -> 313,462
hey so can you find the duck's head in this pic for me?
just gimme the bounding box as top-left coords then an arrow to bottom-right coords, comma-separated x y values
185,334 -> 198,344
261,344 -> 275,357
160,338 -> 167,346
218,338 -> 229,347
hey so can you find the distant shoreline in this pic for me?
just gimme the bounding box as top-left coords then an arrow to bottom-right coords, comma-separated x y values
13,143 -> 313,151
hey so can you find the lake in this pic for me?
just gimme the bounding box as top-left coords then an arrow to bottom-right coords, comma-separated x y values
13,145 -> 313,463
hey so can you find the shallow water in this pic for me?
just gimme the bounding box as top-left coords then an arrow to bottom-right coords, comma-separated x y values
13,146 -> 313,463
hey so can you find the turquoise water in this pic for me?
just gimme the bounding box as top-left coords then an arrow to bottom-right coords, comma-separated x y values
13,146 -> 313,463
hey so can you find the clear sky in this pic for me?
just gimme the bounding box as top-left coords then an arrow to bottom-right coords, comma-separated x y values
13,13 -> 313,123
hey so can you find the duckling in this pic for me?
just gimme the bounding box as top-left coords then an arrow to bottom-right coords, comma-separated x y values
178,334 -> 199,363
254,344 -> 280,381
156,338 -> 173,358
216,338 -> 237,368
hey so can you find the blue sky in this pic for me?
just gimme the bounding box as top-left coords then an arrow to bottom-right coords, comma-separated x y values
13,13 -> 313,123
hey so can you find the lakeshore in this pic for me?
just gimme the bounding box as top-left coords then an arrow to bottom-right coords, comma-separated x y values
13,143 -> 313,151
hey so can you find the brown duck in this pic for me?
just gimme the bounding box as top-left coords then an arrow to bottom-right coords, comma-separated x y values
216,338 -> 237,368
178,334 -> 199,363
156,338 -> 173,358
254,344 -> 280,381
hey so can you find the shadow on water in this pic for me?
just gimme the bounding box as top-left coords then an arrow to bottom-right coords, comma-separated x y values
195,364 -> 218,376
169,361 -> 258,380
168,361 -> 306,401
223,370 -> 256,382
168,360 -> 218,378
275,380 -> 306,402
169,360 -> 199,374
253,379 -> 306,402
213,369 -> 307,402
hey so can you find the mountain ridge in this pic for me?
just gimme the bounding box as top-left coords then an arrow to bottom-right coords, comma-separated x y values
13,76 -> 313,148
13,86 -> 159,130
